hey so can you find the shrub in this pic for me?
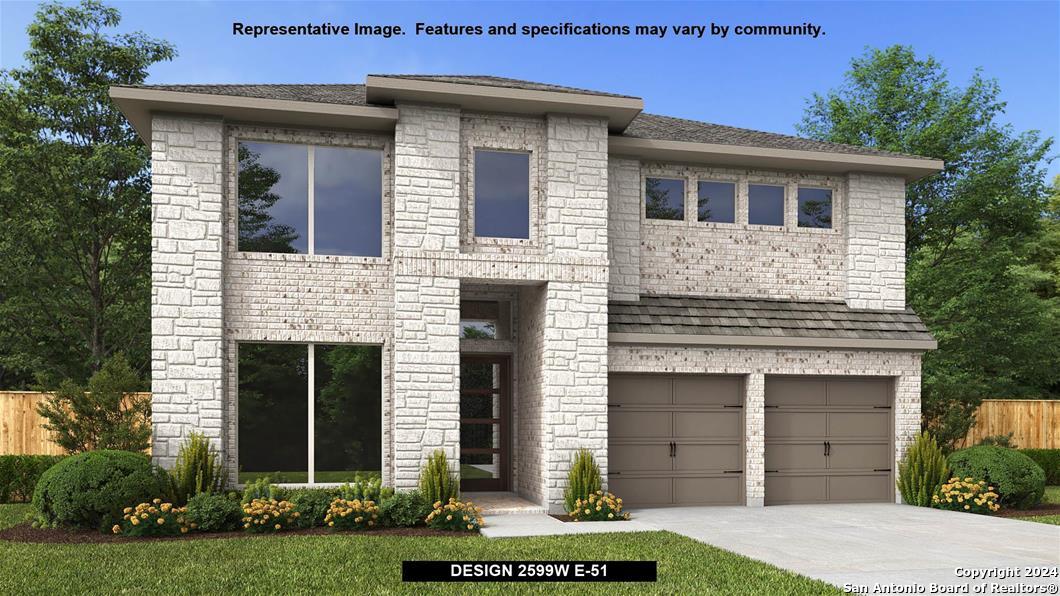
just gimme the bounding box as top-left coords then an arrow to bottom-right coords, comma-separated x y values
241,477 -> 284,504
947,446 -> 1046,510
0,455 -> 66,503
35,353 -> 151,453
569,491 -> 630,522
932,477 -> 1000,514
897,431 -> 950,507
419,450 -> 458,505
380,490 -> 430,527
563,449 -> 602,514
169,432 -> 225,504
288,487 -> 339,528
977,433 -> 1017,448
33,450 -> 165,530
112,498 -> 189,536
338,475 -> 392,503
1020,449 -> 1060,485
425,497 -> 483,532
241,498 -> 299,532
185,492 -> 242,532
324,499 -> 380,531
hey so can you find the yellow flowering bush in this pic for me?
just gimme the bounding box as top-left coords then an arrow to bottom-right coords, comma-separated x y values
324,498 -> 379,531
932,477 -> 1001,514
425,498 -> 483,532
241,498 -> 299,533
113,498 -> 190,537
569,491 -> 630,522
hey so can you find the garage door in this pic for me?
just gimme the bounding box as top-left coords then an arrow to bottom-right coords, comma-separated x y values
608,374 -> 744,506
765,376 -> 893,505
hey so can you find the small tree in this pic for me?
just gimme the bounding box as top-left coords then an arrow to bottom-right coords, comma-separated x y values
36,353 -> 150,453
897,431 -> 949,507
418,450 -> 458,505
564,449 -> 602,514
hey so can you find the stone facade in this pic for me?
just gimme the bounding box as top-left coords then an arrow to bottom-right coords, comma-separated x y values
846,173 -> 907,310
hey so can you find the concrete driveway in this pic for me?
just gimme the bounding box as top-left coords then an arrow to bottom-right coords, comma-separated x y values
633,504 -> 1060,592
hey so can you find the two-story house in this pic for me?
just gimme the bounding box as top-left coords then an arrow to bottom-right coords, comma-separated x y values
111,75 -> 941,513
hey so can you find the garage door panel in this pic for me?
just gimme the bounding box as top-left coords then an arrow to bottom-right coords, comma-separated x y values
765,443 -> 827,471
828,412 -> 890,438
765,475 -> 827,505
608,443 -> 672,473
607,476 -> 672,507
765,411 -> 826,437
675,411 -> 742,439
828,474 -> 891,502
610,410 -> 670,439
674,476 -> 742,505
609,376 -> 672,405
674,444 -> 742,471
827,378 -> 890,407
673,376 -> 742,406
828,443 -> 891,470
765,377 -> 827,406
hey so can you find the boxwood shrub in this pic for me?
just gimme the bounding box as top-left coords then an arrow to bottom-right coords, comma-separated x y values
33,450 -> 166,530
1019,449 -> 1060,485
0,455 -> 66,503
947,446 -> 1045,510
185,492 -> 243,532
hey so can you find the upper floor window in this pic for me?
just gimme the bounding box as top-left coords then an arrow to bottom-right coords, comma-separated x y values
474,150 -> 530,239
797,187 -> 833,229
748,184 -> 785,227
645,177 -> 684,220
237,141 -> 382,256
697,181 -> 736,223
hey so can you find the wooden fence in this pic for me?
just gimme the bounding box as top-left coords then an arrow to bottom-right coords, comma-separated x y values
961,399 -> 1060,449
0,391 -> 151,456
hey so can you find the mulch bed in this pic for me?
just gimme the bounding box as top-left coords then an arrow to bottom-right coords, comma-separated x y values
995,503 -> 1060,518
549,514 -> 574,522
0,523 -> 474,544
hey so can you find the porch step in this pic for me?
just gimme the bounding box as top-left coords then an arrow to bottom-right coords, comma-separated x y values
464,491 -> 547,515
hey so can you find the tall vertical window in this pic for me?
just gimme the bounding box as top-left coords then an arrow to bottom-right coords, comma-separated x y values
797,187 -> 833,229
237,141 -> 383,256
748,184 -> 785,227
474,150 -> 530,239
238,343 -> 381,485
645,177 -> 685,220
697,181 -> 736,223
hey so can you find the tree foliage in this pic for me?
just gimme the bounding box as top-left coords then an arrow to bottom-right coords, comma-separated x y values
0,1 -> 175,387
799,46 -> 1059,449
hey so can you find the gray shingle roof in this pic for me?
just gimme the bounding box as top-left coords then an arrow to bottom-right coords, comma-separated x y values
140,84 -> 367,106
369,74 -> 639,99
609,296 -> 935,343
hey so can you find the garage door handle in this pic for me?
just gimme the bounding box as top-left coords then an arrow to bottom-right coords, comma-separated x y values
668,442 -> 675,457
824,441 -> 831,456
723,470 -> 743,474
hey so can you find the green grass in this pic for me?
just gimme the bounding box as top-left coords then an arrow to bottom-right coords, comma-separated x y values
1042,485 -> 1059,505
0,505 -> 838,595
460,464 -> 494,480
1012,486 -> 1060,526
1016,514 -> 1060,526
0,504 -> 32,529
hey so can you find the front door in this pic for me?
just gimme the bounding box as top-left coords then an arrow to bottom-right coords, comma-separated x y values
459,355 -> 510,492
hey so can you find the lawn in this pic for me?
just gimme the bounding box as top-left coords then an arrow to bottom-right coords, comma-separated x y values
1014,485 -> 1060,526
0,504 -> 840,595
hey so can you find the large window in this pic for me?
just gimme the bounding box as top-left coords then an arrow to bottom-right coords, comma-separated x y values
474,150 -> 530,239
797,187 -> 833,229
697,181 -> 736,223
645,177 -> 685,220
748,184 -> 785,227
238,343 -> 381,485
237,141 -> 382,256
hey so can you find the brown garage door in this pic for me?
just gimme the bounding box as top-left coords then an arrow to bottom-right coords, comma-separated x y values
608,374 -> 744,507
765,376 -> 893,505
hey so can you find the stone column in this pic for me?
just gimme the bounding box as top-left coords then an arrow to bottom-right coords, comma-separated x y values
745,372 -> 766,506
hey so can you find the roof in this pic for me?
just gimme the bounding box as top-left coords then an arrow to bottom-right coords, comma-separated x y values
135,84 -> 368,106
367,75 -> 638,99
609,296 -> 936,350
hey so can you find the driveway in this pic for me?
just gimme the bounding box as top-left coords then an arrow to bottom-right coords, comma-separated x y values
633,504 -> 1060,592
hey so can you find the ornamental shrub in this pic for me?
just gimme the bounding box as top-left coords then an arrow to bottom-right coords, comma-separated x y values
169,432 -> 225,504
563,449 -> 602,514
33,450 -> 165,530
241,498 -> 299,532
1020,449 -> 1060,485
0,455 -> 66,503
324,498 -> 380,531
897,431 -> 950,507
418,450 -> 458,506
380,490 -> 430,527
288,487 -> 340,528
425,497 -> 483,532
947,446 -> 1045,510
932,477 -> 1000,514
338,475 -> 392,503
569,491 -> 630,522
185,492 -> 243,532
240,477 -> 284,504
112,498 -> 189,536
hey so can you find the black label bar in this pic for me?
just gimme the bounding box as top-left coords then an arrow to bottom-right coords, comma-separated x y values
402,560 -> 657,582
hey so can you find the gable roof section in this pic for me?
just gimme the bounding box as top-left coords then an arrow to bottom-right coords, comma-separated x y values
609,296 -> 937,350
140,84 -> 367,106
368,75 -> 638,99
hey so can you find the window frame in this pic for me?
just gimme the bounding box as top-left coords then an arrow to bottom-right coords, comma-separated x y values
695,179 -> 739,225
471,148 -> 534,241
643,175 -> 687,222
746,182 -> 787,228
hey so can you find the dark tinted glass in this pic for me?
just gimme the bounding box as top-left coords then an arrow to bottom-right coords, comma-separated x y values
798,187 -> 833,229
238,343 -> 308,484
237,141 -> 308,253
314,345 -> 382,482
748,184 -> 785,226
314,147 -> 383,256
645,177 -> 684,220
697,181 -> 736,223
475,150 -> 530,239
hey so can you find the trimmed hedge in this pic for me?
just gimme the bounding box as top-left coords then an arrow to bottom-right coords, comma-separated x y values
947,446 -> 1045,510
0,455 -> 66,503
1020,449 -> 1060,485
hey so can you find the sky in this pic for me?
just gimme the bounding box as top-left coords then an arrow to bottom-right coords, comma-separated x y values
2,0 -> 1058,177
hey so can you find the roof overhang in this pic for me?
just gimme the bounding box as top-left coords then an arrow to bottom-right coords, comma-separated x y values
365,75 -> 643,133
109,86 -> 399,144
608,136 -> 944,182
608,332 -> 937,351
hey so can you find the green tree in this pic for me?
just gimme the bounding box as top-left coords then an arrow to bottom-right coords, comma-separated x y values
798,46 -> 1059,448
0,1 -> 175,387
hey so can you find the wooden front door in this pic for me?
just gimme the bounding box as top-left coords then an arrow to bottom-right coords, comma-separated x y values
459,355 -> 510,492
